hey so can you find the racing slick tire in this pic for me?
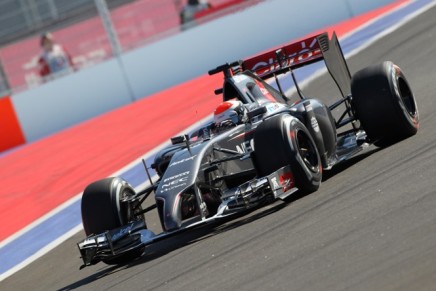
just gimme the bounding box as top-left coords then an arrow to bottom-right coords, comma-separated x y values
81,177 -> 145,265
351,61 -> 419,146
253,114 -> 322,194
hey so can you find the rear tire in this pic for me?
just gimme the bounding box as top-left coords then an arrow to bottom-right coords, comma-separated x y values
351,61 -> 419,146
81,177 -> 145,265
254,115 -> 322,194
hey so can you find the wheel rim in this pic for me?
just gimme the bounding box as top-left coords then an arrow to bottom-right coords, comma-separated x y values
295,129 -> 319,172
398,77 -> 417,118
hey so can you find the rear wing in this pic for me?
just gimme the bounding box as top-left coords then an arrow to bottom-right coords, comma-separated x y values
242,33 -> 323,77
209,32 -> 352,98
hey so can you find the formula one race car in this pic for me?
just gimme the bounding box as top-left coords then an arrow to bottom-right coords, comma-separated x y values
77,32 -> 419,268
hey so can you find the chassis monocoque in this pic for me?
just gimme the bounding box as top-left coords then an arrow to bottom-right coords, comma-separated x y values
78,32 -> 419,268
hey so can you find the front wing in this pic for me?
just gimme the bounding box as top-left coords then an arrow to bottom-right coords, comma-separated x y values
78,165 -> 297,268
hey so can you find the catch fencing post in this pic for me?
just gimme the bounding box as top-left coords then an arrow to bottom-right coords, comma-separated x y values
95,0 -> 136,102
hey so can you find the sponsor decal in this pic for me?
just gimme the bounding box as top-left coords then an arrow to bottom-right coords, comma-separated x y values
305,103 -> 313,111
236,139 -> 255,154
260,87 -> 269,95
254,79 -> 275,102
169,155 -> 197,167
271,177 -> 280,190
279,172 -> 294,192
266,102 -> 284,113
247,36 -> 321,76
163,171 -> 190,183
160,171 -> 190,193
311,116 -> 320,133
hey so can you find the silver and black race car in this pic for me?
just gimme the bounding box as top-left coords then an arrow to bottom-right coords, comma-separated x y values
77,32 -> 419,268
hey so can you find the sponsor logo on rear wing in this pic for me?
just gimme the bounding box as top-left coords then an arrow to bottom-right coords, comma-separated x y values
241,33 -> 324,77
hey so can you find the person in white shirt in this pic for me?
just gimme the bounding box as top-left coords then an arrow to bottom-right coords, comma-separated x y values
180,0 -> 211,25
38,32 -> 73,80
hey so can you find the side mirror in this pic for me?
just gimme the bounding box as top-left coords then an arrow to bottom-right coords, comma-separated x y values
247,106 -> 267,120
170,135 -> 187,145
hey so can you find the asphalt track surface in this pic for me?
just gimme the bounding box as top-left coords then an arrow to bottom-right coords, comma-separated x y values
4,5 -> 436,291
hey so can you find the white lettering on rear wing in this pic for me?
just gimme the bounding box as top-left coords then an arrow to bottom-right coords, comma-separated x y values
242,34 -> 324,77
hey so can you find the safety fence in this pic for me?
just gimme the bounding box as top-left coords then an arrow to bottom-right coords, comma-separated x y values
0,0 -> 253,96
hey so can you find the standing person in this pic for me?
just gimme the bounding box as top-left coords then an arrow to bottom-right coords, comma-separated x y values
38,32 -> 74,80
180,0 -> 211,26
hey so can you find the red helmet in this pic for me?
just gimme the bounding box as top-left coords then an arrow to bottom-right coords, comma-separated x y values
213,100 -> 246,126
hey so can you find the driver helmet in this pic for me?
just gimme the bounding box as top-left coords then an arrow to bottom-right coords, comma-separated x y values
213,100 -> 246,127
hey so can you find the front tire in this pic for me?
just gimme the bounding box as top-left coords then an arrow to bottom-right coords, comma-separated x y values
351,61 -> 419,146
254,115 -> 322,194
81,177 -> 145,265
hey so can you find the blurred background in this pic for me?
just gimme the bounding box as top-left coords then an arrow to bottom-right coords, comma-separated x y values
0,0 -> 255,95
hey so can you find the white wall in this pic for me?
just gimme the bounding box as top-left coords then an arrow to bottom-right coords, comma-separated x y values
12,0 -> 395,142
12,58 -> 132,141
